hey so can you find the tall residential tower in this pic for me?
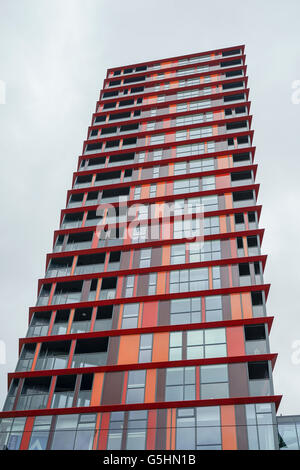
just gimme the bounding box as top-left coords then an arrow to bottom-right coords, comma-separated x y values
0,45 -> 282,450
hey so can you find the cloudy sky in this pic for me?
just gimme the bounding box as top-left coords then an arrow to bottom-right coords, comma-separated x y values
0,0 -> 300,416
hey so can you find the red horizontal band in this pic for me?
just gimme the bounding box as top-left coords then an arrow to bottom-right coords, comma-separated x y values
19,315 -> 274,348
0,395 -> 282,420
8,353 -> 277,383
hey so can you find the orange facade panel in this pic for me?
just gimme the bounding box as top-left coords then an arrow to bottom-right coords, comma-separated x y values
227,326 -> 245,356
118,335 -> 140,364
152,332 -> 169,362
221,405 -> 237,450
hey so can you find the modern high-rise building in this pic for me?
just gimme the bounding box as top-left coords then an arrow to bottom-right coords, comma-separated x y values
0,45 -> 288,450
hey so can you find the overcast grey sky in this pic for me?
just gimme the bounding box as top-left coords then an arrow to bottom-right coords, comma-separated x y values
0,0 -> 300,416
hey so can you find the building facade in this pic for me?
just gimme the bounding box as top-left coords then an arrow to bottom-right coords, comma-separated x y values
0,45 -> 284,450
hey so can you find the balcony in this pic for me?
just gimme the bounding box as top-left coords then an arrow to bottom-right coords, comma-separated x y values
61,213 -> 84,230
52,281 -> 83,305
67,194 -> 84,208
15,344 -> 36,372
73,175 -> 93,189
99,289 -> 116,300
106,152 -> 135,167
35,341 -> 71,370
94,170 -> 121,187
233,190 -> 255,209
65,231 -> 94,252
93,306 -> 113,332
80,156 -> 106,171
71,352 -> 107,368
52,292 -> 82,305
246,340 -> 267,355
71,338 -> 108,368
27,311 -> 51,337
233,152 -> 252,167
74,253 -> 105,276
101,187 -> 130,205
46,257 -> 73,278
231,170 -> 253,187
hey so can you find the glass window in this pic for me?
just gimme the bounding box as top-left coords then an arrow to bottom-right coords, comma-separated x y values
51,426 -> 77,450
169,267 -> 209,293
278,424 -> 299,450
207,141 -> 215,153
190,126 -> 213,139
134,186 -> 142,199
187,330 -> 204,360
156,95 -> 165,103
187,328 -> 226,359
201,364 -> 228,383
205,328 -> 226,344
150,134 -> 165,145
200,364 -> 229,399
139,248 -> 151,268
177,89 -> 199,100
174,162 -> 187,175
202,87 -> 212,95
0,418 -> 26,450
201,382 -> 229,400
173,178 -> 199,195
170,297 -> 201,325
175,130 -> 188,141
197,406 -> 221,443
173,218 -> 201,240
137,152 -> 146,162
169,332 -> 183,360
190,157 -> 214,173
176,408 -> 196,450
148,273 -> 157,295
74,429 -> 94,450
107,412 -> 124,450
202,195 -> 218,211
166,367 -> 195,402
176,113 -> 204,127
122,303 -> 139,329
176,142 -> 205,158
246,403 -> 276,450
153,149 -> 163,161
197,425 -> 221,449
28,416 -> 52,450
204,216 -> 220,235
125,275 -> 135,297
147,122 -> 156,130
137,205 -> 149,220
74,414 -> 96,451
152,166 -> 160,178
177,67 -> 194,76
149,184 -> 156,198
197,406 -> 220,426
170,244 -> 186,264
189,240 -> 221,263
212,266 -> 221,288
138,334 -> 153,363
202,175 -> 216,190
176,103 -> 188,112
131,225 -> 148,243
126,410 -> 148,450
190,99 -> 211,110
126,370 -> 146,404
